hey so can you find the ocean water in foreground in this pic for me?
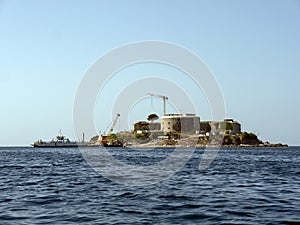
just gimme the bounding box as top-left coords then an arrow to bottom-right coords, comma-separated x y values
0,147 -> 299,224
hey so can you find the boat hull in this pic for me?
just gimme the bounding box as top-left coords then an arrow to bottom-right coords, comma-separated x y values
32,142 -> 97,148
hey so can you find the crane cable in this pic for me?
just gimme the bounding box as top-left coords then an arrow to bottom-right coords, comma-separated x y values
151,95 -> 153,112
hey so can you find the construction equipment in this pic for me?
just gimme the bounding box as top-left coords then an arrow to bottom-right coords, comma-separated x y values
148,93 -> 168,115
98,113 -> 123,147
108,113 -> 120,134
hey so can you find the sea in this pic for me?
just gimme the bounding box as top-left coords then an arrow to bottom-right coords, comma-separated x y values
0,146 -> 299,225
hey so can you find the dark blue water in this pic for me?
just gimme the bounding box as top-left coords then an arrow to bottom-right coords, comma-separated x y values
0,147 -> 299,224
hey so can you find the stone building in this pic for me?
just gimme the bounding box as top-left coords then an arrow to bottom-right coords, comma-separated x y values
132,121 -> 149,133
149,122 -> 161,131
132,121 -> 161,133
200,119 -> 241,135
161,114 -> 200,134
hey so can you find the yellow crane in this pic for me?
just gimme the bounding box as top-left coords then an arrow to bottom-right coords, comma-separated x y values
98,113 -> 123,147
107,113 -> 120,134
148,93 -> 168,115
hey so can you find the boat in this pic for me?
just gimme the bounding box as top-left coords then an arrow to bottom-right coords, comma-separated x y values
32,131 -> 96,148
97,134 -> 124,147
96,113 -> 124,147
33,112 -> 125,148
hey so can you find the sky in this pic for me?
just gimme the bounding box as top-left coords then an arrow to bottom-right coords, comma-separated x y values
0,0 -> 299,146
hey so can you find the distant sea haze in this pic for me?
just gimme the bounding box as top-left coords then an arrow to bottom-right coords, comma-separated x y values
0,147 -> 299,224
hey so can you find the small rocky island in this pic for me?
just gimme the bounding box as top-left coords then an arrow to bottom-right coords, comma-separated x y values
90,114 -> 288,148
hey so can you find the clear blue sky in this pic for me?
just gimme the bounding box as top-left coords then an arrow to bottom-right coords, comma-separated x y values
0,0 -> 299,146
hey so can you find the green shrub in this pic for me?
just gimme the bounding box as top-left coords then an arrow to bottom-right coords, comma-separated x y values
109,133 -> 118,141
134,133 -> 150,140
166,132 -> 180,140
90,135 -> 99,143
240,132 -> 258,140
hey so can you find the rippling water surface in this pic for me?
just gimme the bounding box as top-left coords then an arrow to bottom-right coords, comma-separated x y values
0,147 -> 299,224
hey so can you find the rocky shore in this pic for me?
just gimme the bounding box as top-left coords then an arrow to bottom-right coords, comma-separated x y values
105,131 -> 288,148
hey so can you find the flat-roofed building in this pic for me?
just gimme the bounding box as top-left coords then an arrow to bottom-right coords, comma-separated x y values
149,122 -> 161,131
200,119 -> 241,135
161,114 -> 200,134
132,121 -> 161,133
132,121 -> 149,133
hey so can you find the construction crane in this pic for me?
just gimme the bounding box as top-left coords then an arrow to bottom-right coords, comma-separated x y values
108,113 -> 120,134
98,113 -> 123,147
148,93 -> 168,115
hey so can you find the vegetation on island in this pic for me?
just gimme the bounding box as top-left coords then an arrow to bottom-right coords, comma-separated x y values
88,114 -> 287,148
147,113 -> 159,122
90,131 -> 287,148
197,131 -> 287,147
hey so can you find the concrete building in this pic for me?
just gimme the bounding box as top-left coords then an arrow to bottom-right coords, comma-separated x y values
222,119 -> 241,135
149,122 -> 161,131
231,121 -> 241,134
132,121 -> 161,133
200,119 -> 241,135
132,121 -> 149,134
161,114 -> 200,134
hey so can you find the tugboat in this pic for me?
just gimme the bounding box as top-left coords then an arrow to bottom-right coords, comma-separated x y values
32,130 -> 94,148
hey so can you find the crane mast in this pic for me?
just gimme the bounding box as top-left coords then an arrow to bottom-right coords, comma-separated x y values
148,93 -> 168,115
97,113 -> 121,146
108,113 -> 120,134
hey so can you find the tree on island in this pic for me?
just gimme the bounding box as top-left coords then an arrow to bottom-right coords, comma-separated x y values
147,113 -> 159,122
90,135 -> 99,143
